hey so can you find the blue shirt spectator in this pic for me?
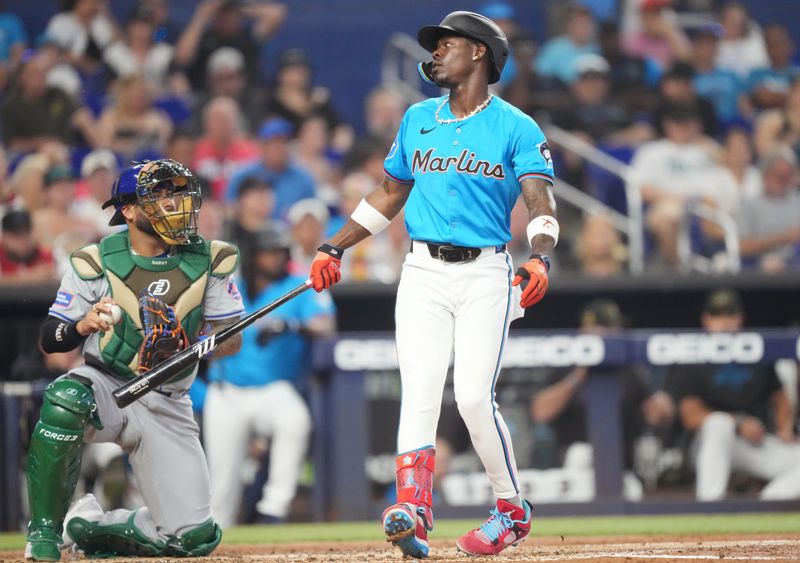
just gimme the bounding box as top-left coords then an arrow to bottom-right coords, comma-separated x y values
225,118 -> 316,220
747,24 -> 800,111
694,69 -> 744,124
535,5 -> 598,85
0,11 -> 27,62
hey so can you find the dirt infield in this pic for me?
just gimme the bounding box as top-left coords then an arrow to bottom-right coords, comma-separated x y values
3,534 -> 800,563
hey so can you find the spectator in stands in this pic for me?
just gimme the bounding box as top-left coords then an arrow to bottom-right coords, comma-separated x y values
554,53 -> 654,147
737,146 -> 800,273
71,149 -> 120,237
293,115 -> 339,204
287,198 -> 329,273
755,76 -> 800,160
102,5 -> 175,94
266,48 -> 352,153
36,33 -> 82,102
226,118 -> 316,220
535,4 -> 598,86
165,129 -> 197,170
363,86 -> 406,149
598,20 -> 654,112
137,0 -> 179,44
715,1 -> 768,80
501,31 -> 566,118
205,222 -> 335,526
621,0 -> 690,72
31,164 -> 97,266
44,0 -> 118,75
654,62 -> 718,137
175,0 -> 286,92
7,141 -> 70,212
193,96 -> 259,201
667,289 -> 800,501
0,57 -> 98,153
531,299 -> 674,492
688,24 -> 749,125
701,126 -> 761,219
630,102 -> 720,269
0,209 -> 55,284
747,25 -> 799,112
96,74 -> 172,161
191,47 -> 265,134
0,5 -> 27,91
225,176 -> 275,268
575,213 -> 628,276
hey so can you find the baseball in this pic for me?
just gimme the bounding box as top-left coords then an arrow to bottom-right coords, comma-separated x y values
98,304 -> 123,325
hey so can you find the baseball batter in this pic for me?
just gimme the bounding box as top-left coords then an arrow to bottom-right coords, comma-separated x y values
25,159 -> 244,561
310,11 -> 557,558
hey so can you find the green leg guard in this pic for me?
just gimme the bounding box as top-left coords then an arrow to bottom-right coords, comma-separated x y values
66,511 -> 165,558
26,377 -> 100,561
166,519 -> 223,557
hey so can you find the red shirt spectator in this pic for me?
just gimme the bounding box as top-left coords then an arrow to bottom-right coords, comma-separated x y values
192,96 -> 259,200
0,209 -> 55,284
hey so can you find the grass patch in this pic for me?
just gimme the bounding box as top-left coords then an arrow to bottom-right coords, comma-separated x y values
4,512 -> 797,551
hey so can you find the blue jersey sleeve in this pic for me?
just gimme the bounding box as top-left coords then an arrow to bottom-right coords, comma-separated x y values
383,112 -> 414,184
510,116 -> 555,185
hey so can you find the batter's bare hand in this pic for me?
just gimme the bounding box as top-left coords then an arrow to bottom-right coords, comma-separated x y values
737,416 -> 765,445
310,244 -> 343,292
76,297 -> 117,336
512,256 -> 549,308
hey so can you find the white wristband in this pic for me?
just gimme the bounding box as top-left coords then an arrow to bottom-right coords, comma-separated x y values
526,215 -> 559,247
351,198 -> 391,235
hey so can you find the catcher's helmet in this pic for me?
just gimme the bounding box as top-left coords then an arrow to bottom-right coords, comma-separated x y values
418,11 -> 509,84
103,159 -> 202,245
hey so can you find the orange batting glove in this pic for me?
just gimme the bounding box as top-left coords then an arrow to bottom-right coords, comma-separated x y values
512,254 -> 551,308
310,243 -> 343,292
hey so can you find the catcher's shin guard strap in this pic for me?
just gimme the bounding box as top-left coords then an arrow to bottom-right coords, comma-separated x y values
396,447 -> 435,509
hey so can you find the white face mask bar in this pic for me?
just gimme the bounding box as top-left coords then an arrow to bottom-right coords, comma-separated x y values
526,215 -> 559,247
351,198 -> 392,235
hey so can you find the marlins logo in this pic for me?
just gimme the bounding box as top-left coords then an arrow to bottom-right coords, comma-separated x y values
538,142 -> 552,168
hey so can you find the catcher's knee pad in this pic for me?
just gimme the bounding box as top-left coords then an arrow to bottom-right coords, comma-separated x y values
166,519 -> 222,557
40,376 -> 101,432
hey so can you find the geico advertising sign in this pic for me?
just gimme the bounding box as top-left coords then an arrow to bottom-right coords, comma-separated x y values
646,332 -> 764,365
333,335 -> 605,371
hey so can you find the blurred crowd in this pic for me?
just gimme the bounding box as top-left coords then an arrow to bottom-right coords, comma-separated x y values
0,0 -> 799,287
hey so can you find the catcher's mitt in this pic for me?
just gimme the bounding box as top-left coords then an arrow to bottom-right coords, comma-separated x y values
137,290 -> 187,373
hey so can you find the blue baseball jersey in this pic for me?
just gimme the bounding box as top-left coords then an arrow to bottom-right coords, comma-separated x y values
208,274 -> 335,387
384,95 -> 554,248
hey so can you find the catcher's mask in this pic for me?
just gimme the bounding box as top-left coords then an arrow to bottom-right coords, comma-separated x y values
103,159 -> 202,245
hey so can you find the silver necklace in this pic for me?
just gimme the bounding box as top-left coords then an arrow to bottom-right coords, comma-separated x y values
434,94 -> 494,125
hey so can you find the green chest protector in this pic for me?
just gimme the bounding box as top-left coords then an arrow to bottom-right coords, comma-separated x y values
70,231 -> 239,381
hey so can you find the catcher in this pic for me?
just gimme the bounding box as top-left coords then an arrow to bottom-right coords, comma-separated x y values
25,159 -> 244,560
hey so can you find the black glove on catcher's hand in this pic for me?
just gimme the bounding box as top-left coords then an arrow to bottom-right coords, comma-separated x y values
137,290 -> 187,373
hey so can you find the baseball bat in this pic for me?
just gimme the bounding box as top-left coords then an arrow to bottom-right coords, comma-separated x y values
112,279 -> 312,408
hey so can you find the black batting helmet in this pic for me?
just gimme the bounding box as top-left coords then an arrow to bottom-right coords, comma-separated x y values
418,11 -> 509,84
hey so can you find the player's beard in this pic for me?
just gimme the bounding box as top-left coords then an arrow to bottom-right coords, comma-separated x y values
135,213 -> 163,240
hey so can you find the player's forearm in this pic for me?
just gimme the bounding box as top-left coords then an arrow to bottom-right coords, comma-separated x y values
329,178 -> 410,249
679,396 -> 713,431
40,316 -> 86,353
211,333 -> 241,358
531,373 -> 582,424
520,178 -> 557,254
771,389 -> 794,436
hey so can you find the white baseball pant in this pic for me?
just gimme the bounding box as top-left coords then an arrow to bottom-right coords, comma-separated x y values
204,380 -> 312,526
395,241 -> 524,500
693,411 -> 800,500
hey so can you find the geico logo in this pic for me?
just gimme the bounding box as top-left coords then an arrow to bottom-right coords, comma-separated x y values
503,335 -> 605,367
39,429 -> 79,441
647,333 -> 764,365
334,340 -> 398,370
